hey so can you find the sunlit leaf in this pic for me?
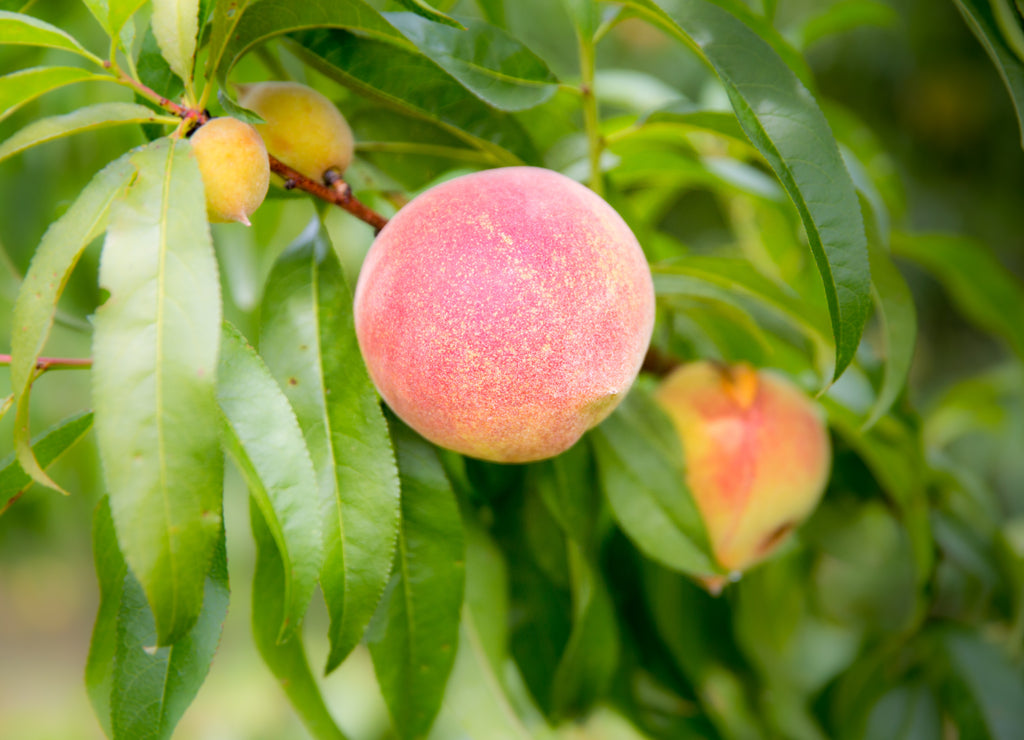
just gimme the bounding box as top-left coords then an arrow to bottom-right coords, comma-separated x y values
217,322 -> 323,643
0,103 -> 176,165
0,66 -> 108,123
384,12 -> 558,111
151,0 -> 200,85
0,11 -> 103,64
11,153 -> 135,493
92,138 -> 223,646
259,226 -> 401,672
86,497 -> 229,740
592,388 -> 718,577
615,0 -> 871,381
368,419 -> 465,740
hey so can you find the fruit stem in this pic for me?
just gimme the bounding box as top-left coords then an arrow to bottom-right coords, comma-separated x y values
578,29 -> 604,197
269,157 -> 390,232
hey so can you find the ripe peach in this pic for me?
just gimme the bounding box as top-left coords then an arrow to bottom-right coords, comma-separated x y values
654,362 -> 831,575
189,117 -> 269,225
236,81 -> 354,182
353,167 -> 656,463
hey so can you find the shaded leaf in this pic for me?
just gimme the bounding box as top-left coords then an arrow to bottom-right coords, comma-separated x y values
953,0 -> 1024,149
384,12 -> 558,111
0,102 -> 177,165
943,628 -> 1024,740
863,683 -> 942,740
289,28 -> 537,165
259,226 -> 401,672
217,321 -> 322,643
92,138 -> 223,646
151,0 -> 200,85
368,419 -> 465,740
393,0 -> 464,28
250,501 -> 349,740
617,0 -> 871,381
892,232 -> 1024,363
0,10 -> 103,64
591,388 -> 718,577
205,0 -> 256,78
796,0 -> 899,50
0,66 -> 108,123
86,497 -> 229,740
0,411 -> 93,514
11,153 -> 135,493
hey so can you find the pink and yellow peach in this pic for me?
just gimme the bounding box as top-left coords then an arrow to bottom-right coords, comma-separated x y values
353,167 -> 656,463
655,361 -> 831,575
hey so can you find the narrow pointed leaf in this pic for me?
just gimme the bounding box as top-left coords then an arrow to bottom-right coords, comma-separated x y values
891,232 -> 1024,363
616,0 -> 871,380
0,66 -> 108,123
0,103 -> 176,165
11,154 -> 135,493
92,138 -> 223,646
109,0 -> 150,36
0,411 -> 93,514
250,501 -> 349,740
151,0 -> 200,85
86,497 -> 229,740
953,0 -> 1024,149
288,29 -> 538,164
384,12 -> 558,111
205,0 -> 255,78
394,0 -> 464,28
217,322 -> 323,643
259,227 -> 401,673
592,389 -> 719,577
368,420 -> 465,740
0,11 -> 103,64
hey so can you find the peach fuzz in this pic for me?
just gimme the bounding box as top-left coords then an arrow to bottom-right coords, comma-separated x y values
353,167 -> 656,463
654,361 -> 831,575
189,117 -> 269,225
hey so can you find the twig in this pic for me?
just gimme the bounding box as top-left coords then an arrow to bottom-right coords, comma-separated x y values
0,354 -> 93,372
269,157 -> 390,232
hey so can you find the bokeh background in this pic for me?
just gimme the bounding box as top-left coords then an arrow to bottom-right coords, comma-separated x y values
2,0 -> 1023,737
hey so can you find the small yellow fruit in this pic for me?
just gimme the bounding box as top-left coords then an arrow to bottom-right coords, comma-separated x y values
654,361 -> 831,576
189,117 -> 270,225
236,81 -> 355,182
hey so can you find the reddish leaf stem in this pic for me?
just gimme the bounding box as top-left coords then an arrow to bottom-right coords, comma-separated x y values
0,354 -> 93,371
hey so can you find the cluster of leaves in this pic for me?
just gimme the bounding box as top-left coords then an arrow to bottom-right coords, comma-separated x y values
2,0 -> 1024,739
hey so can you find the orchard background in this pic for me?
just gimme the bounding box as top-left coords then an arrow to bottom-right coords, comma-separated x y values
2,0 -> 1024,738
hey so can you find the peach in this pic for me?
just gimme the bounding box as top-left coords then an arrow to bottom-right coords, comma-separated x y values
654,362 -> 831,575
236,81 -> 355,182
189,117 -> 269,225
353,167 -> 656,463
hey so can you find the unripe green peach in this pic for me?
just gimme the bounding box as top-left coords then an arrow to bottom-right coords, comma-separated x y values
236,81 -> 354,182
189,117 -> 269,225
654,361 -> 831,575
353,166 -> 656,464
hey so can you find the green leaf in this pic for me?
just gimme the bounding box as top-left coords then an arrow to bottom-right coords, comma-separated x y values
0,411 -> 93,513
368,419 -> 465,740
92,138 -> 223,646
259,226 -> 401,673
383,12 -> 558,111
11,153 -> 135,493
0,102 -> 177,165
616,0 -> 871,381
250,501 -> 349,740
86,497 -> 229,740
204,0 -> 256,78
550,540 -> 619,719
289,29 -> 539,165
474,0 -> 505,28
0,66 -> 108,123
561,0 -> 599,38
953,0 -> 1024,149
863,683 -> 942,740
943,628 -> 1024,740
591,388 -> 719,577
151,0 -> 200,85
0,11 -> 103,65
796,0 -> 899,50
109,0 -> 150,37
393,0 -> 464,28
531,441 -> 600,549
862,237 -> 916,430
216,321 -> 322,643
891,232 -> 1024,363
